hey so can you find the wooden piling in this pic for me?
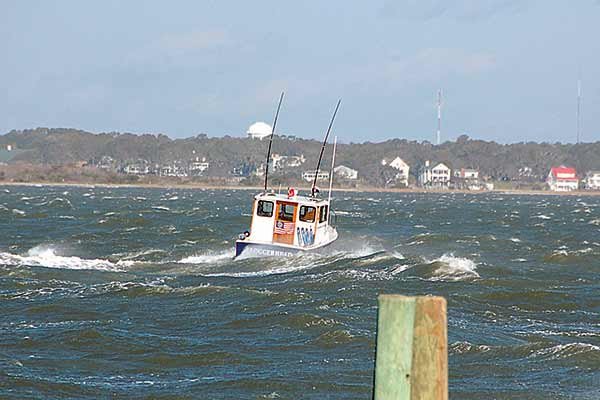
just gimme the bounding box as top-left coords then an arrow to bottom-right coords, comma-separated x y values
374,295 -> 448,400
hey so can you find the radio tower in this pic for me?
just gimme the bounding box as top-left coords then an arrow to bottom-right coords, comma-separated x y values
576,78 -> 581,144
436,89 -> 442,145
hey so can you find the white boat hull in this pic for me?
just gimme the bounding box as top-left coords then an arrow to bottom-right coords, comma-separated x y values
235,229 -> 338,258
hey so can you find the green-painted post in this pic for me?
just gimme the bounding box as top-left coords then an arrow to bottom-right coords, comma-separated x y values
374,295 -> 448,400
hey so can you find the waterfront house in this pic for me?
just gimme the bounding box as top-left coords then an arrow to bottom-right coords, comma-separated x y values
302,170 -> 330,182
418,161 -> 451,188
271,153 -> 305,170
189,157 -> 209,176
334,165 -> 358,180
583,171 -> 600,190
453,168 -> 482,190
381,156 -> 410,186
454,168 -> 479,180
547,166 -> 578,191
124,159 -> 150,175
160,162 -> 188,177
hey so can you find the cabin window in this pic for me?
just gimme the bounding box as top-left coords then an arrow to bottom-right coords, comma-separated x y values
319,205 -> 329,223
256,200 -> 274,217
299,206 -> 316,222
279,203 -> 296,222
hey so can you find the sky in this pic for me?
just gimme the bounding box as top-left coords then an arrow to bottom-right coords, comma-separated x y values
1,0 -> 600,143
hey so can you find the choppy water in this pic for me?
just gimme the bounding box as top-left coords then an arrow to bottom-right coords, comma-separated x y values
1,186 -> 599,399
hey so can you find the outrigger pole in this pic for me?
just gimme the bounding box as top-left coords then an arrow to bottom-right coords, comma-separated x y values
311,99 -> 341,197
263,92 -> 285,192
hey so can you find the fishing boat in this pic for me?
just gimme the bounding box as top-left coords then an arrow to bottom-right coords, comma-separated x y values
235,93 -> 341,258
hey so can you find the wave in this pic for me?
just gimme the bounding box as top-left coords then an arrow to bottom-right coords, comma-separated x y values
0,246 -> 123,271
533,214 -> 552,220
48,197 -> 73,209
544,248 -> 598,263
450,341 -> 492,355
425,254 -> 480,281
530,342 -> 600,362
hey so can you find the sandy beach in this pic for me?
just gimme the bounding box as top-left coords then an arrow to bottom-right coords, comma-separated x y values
1,180 -> 600,196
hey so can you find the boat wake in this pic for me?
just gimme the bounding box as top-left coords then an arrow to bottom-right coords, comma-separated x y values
179,250 -> 235,264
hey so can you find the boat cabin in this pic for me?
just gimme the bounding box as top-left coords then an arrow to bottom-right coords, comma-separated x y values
245,191 -> 332,248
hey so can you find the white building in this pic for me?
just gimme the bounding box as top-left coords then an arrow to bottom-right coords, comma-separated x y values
161,162 -> 187,177
189,157 -> 209,176
547,166 -> 578,191
271,153 -> 305,170
253,163 -> 266,177
454,168 -> 479,180
382,156 -> 410,186
334,165 -> 358,180
124,160 -> 150,175
583,171 -> 600,190
302,170 -> 330,182
418,161 -> 451,188
247,122 -> 272,140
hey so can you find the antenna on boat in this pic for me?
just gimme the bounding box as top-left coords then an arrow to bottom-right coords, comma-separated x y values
263,92 -> 285,192
311,99 -> 341,197
327,136 -> 338,206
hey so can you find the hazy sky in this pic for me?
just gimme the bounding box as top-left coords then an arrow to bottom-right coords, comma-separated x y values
2,1 -> 599,143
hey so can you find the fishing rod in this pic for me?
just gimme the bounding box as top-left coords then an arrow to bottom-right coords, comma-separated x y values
263,92 -> 285,192
311,99 -> 341,197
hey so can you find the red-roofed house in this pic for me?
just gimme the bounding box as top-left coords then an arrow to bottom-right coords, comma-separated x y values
547,166 -> 579,191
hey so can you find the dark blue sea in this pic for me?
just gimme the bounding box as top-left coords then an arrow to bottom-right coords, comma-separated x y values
1,185 -> 599,399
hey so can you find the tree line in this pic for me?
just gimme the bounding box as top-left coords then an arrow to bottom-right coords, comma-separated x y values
1,128 -> 599,187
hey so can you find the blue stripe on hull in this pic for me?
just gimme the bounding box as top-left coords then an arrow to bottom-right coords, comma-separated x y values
235,241 -> 301,258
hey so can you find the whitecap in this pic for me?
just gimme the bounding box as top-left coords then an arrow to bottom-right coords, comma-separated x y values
429,254 -> 480,281
532,342 -> 600,360
0,246 -> 122,271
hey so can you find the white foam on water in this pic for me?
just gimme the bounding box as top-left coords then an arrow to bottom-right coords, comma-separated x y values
179,250 -> 235,264
0,246 -> 123,271
532,342 -> 600,360
12,209 -> 26,216
429,254 -> 480,281
344,244 -> 384,259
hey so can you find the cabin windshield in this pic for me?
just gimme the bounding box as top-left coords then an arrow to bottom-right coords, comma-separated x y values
278,203 -> 296,222
256,200 -> 274,217
299,206 -> 316,222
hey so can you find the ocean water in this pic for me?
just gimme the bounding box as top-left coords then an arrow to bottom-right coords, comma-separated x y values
1,186 -> 599,399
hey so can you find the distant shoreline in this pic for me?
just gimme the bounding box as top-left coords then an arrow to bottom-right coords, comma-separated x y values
2,180 -> 600,196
